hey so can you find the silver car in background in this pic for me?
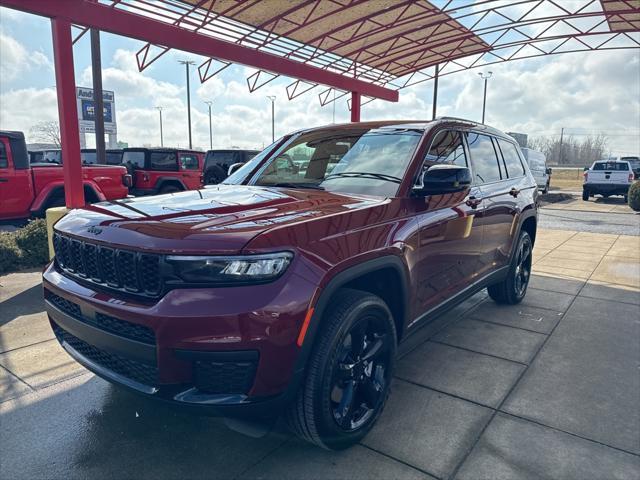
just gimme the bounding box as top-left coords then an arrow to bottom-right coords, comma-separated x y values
522,148 -> 551,193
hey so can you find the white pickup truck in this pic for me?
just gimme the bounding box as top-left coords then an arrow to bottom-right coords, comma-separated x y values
583,159 -> 634,201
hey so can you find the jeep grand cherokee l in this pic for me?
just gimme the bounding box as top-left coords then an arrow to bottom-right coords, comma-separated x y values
44,118 -> 538,449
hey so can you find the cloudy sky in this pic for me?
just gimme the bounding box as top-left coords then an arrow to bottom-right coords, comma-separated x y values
0,5 -> 638,156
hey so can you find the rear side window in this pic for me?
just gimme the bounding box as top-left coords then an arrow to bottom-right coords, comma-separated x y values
424,130 -> 467,168
150,151 -> 178,171
122,151 -> 145,168
497,139 -> 526,177
467,133 -> 502,184
0,141 -> 7,168
180,154 -> 199,170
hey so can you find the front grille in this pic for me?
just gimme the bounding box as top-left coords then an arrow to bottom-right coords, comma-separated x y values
46,291 -> 156,346
193,360 -> 257,394
53,324 -> 158,386
53,232 -> 162,297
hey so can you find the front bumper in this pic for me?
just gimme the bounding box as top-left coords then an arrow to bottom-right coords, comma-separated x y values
43,261 -> 318,415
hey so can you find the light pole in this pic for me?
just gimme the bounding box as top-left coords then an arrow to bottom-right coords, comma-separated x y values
204,101 -> 213,149
179,60 -> 195,149
478,71 -> 492,124
155,106 -> 163,147
267,95 -> 276,143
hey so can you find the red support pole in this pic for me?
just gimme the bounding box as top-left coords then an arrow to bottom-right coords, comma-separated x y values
51,17 -> 84,208
351,92 -> 361,122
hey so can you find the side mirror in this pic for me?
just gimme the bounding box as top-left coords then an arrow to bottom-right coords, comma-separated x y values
546,167 -> 552,175
414,165 -> 472,196
228,162 -> 245,176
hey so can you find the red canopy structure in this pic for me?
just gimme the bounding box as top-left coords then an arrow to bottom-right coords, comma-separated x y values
1,0 -> 639,208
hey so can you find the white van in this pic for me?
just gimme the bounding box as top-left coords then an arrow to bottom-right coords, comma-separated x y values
522,148 -> 551,193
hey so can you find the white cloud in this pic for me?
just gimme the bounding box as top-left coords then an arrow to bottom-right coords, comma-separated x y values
0,32 -> 51,83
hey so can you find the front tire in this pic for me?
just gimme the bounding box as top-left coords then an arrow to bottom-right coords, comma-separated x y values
582,190 -> 589,201
488,230 -> 533,305
288,289 -> 397,450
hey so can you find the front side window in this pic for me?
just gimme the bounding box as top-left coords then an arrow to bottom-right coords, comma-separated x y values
0,141 -> 7,168
467,133 -> 502,184
122,151 -> 145,169
252,127 -> 422,197
424,130 -> 467,168
497,139 -> 525,178
150,151 -> 178,171
180,154 -> 199,170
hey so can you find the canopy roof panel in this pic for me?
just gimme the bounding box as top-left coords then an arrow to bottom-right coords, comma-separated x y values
179,0 -> 491,78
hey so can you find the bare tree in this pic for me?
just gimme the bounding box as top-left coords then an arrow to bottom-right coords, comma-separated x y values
528,134 -> 608,166
29,121 -> 61,147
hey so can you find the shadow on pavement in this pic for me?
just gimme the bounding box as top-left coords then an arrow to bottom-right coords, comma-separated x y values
0,284 -> 44,327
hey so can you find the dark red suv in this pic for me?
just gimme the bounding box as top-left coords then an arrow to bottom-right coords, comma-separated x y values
43,118 -> 537,449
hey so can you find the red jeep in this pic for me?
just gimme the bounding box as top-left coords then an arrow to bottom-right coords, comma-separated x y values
0,130 -> 131,221
121,148 -> 204,195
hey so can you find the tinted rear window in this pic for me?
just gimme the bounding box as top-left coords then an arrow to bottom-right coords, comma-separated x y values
150,151 -> 178,171
593,162 -> 629,171
467,133 -> 502,183
497,139 -> 526,177
206,151 -> 237,167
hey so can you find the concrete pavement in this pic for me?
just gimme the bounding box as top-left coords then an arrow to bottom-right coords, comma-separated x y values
1,229 -> 639,479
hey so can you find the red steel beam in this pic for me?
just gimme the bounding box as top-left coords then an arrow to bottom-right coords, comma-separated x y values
1,0 -> 398,102
351,92 -> 361,122
51,17 -> 85,208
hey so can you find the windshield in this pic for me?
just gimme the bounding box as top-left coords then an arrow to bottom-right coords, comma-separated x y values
251,127 -> 422,197
223,138 -> 285,185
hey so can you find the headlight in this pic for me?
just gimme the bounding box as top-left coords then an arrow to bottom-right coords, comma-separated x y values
165,252 -> 293,285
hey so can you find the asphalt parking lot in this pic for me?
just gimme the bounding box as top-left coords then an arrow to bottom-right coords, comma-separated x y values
1,219 -> 639,479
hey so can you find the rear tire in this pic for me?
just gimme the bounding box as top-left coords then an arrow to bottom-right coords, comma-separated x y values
159,185 -> 180,194
488,230 -> 533,305
582,190 -> 589,201
287,289 -> 397,450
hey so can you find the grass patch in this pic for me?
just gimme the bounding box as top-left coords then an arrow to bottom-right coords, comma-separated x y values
0,219 -> 49,274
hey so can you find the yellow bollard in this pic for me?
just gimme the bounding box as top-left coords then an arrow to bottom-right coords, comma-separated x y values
45,207 -> 69,259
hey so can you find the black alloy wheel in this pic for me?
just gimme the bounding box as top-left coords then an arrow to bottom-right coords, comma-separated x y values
488,230 -> 533,305
513,234 -> 532,298
288,289 -> 397,450
330,316 -> 392,431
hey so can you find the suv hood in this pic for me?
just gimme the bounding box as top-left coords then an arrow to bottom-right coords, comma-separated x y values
54,185 -> 384,254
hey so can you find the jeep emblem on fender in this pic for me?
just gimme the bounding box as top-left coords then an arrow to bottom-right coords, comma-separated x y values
87,226 -> 102,235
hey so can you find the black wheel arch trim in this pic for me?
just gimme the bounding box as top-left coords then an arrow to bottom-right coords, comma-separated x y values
285,255 -> 410,399
154,177 -> 187,192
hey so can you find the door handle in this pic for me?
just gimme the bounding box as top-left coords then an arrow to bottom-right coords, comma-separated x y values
466,196 -> 482,209
0,178 -> 8,182
509,187 -> 520,197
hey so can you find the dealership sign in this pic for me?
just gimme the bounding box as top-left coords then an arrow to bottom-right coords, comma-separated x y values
76,87 -> 117,134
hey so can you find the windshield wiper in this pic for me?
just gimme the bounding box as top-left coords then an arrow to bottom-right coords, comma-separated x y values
324,171 -> 402,183
269,182 -> 325,190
